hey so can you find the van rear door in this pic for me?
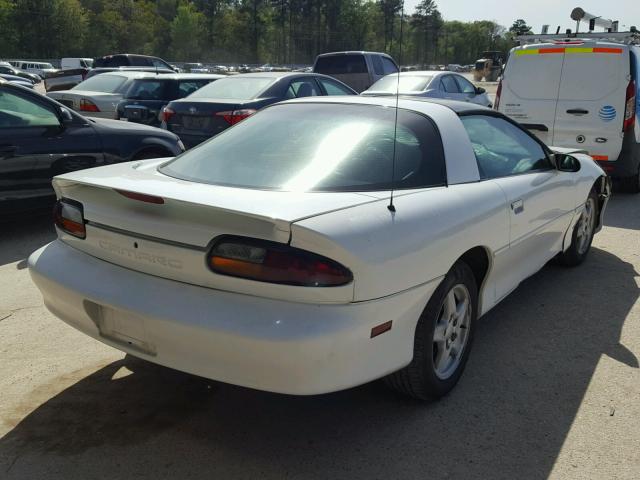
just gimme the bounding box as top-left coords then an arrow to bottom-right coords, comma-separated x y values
499,44 -> 565,145
553,43 -> 629,162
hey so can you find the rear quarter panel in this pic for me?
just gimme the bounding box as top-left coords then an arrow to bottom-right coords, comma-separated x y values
291,182 -> 509,309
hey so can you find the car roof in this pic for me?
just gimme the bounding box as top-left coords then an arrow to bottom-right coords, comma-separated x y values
132,73 -> 225,81
89,71 -> 168,79
282,95 -> 487,115
316,51 -> 394,57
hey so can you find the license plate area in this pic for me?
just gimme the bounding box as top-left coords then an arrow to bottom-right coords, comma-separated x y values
84,300 -> 157,356
183,115 -> 208,130
124,106 -> 146,120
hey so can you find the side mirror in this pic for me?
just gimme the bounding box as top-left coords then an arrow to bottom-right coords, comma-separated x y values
59,107 -> 74,123
552,153 -> 581,172
475,86 -> 486,95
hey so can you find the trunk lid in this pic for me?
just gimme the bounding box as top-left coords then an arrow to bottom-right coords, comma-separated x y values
52,158 -> 377,303
167,99 -> 243,138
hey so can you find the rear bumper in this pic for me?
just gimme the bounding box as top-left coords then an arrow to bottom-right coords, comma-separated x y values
29,240 -> 438,395
597,131 -> 640,178
173,132 -> 210,149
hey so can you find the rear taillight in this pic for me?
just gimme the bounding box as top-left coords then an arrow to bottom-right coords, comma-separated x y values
494,79 -> 502,110
79,98 -> 100,112
162,106 -> 175,123
208,236 -> 353,287
53,199 -> 85,239
623,79 -> 636,132
215,109 -> 257,125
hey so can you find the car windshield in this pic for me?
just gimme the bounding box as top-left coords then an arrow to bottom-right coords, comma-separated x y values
188,77 -> 273,100
160,103 -> 445,192
72,74 -> 127,92
126,79 -> 168,100
369,75 -> 433,92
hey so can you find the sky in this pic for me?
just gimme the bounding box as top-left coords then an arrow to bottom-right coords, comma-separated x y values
403,0 -> 639,33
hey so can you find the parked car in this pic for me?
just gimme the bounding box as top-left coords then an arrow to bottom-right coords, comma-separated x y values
0,74 -> 34,88
94,54 -> 177,72
0,82 -> 184,216
116,73 -> 223,126
182,63 -> 210,73
162,72 -> 356,148
0,62 -> 41,83
61,58 -> 94,69
10,61 -> 58,78
313,51 -> 399,92
28,96 -> 610,400
362,71 -> 492,107
48,71 -> 165,119
497,37 -> 640,191
85,66 -> 175,80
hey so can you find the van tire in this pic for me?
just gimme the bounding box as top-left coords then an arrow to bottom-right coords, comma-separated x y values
620,166 -> 640,194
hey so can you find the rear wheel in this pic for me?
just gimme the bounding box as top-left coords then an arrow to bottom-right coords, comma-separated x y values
558,190 -> 598,266
386,261 -> 477,400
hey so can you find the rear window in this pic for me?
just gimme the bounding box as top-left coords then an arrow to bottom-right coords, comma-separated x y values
314,55 -> 367,74
369,75 -> 433,92
72,74 -> 127,92
94,56 -> 128,68
188,77 -> 273,100
125,79 -> 169,100
160,103 -> 446,192
558,49 -> 627,101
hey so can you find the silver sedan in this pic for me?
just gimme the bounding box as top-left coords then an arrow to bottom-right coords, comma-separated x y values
362,70 -> 492,107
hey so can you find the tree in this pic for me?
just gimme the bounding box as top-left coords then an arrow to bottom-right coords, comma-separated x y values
509,19 -> 532,36
169,2 -> 207,61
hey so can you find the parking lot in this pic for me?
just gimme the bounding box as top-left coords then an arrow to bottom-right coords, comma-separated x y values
0,192 -> 638,479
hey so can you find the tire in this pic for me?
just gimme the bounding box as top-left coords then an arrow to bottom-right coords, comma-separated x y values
558,189 -> 598,267
620,165 -> 640,194
386,261 -> 478,400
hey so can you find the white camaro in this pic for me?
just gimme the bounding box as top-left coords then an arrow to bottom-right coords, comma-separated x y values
29,96 -> 611,399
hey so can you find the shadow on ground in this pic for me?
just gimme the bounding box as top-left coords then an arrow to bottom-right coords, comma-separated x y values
0,245 -> 637,479
1,213 -> 55,267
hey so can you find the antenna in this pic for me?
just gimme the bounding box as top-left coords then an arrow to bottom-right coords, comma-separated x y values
388,1 -> 404,213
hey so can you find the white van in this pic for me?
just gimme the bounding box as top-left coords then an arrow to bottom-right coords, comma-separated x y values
12,61 -> 58,77
313,51 -> 399,93
61,58 -> 94,69
497,38 -> 640,191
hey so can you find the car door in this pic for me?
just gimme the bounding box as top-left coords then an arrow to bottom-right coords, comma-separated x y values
0,86 -> 101,214
553,45 -> 629,162
285,78 -> 322,98
454,74 -> 483,104
459,113 -> 576,300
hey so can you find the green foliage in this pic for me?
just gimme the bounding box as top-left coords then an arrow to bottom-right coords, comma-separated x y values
0,0 -> 520,65
509,18 -> 532,36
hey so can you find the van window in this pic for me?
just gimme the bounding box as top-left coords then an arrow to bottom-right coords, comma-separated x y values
506,51 -> 563,100
558,49 -> 627,101
381,57 -> 398,74
315,55 -> 367,74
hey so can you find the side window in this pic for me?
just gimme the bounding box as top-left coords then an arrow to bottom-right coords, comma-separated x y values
317,78 -> 354,96
460,115 -> 551,179
151,58 -> 169,69
441,75 -> 459,93
178,81 -> 204,97
454,75 -> 476,94
0,90 -> 60,128
381,57 -> 398,74
287,79 -> 321,98
371,55 -> 384,75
